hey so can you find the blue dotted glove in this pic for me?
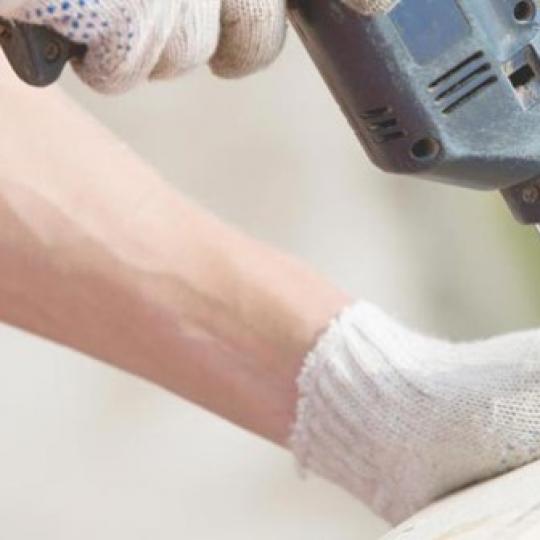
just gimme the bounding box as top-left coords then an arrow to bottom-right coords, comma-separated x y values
1,0 -> 286,92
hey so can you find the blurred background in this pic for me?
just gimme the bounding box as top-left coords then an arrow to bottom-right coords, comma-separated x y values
1,29 -> 540,539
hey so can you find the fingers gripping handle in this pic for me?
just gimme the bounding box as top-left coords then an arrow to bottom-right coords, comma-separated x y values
0,18 -> 85,86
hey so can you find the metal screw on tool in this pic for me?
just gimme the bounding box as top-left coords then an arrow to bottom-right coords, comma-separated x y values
43,40 -> 61,63
522,185 -> 539,204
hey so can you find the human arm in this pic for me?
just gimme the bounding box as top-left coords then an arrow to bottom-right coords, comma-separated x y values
6,60 -> 540,528
0,58 -> 348,444
4,0 -> 540,528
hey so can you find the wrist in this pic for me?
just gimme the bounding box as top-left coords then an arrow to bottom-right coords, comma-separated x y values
130,199 -> 350,442
68,188 -> 350,443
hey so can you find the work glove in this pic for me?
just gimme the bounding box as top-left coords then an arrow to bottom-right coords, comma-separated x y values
0,0 -> 286,92
343,0 -> 396,15
291,301 -> 540,524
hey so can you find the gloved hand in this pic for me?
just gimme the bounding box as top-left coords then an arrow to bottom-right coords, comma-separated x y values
0,0 -> 286,92
291,302 -> 540,524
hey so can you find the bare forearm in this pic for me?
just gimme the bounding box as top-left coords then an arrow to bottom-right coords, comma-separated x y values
0,61 -> 348,443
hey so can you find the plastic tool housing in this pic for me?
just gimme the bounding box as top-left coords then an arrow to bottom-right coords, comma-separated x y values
289,0 -> 540,224
0,18 -> 85,87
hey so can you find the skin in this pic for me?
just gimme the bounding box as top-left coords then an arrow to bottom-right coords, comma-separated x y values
0,57 -> 349,445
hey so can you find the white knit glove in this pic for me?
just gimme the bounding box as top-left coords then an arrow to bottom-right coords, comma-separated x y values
290,302 -> 540,524
0,0 -> 286,92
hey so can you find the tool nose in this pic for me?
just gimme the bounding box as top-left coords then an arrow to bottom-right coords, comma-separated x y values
0,18 -> 86,87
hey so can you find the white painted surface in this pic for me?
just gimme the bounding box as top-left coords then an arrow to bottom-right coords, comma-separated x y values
1,32 -> 538,538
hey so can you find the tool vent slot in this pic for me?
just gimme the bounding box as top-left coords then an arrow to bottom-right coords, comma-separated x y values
429,51 -> 498,114
429,51 -> 484,88
360,107 -> 406,143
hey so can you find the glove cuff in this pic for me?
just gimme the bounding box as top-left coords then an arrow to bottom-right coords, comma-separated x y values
288,300 -> 424,523
289,302 -> 395,513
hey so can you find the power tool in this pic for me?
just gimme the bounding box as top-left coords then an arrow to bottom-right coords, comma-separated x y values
3,1 -> 540,226
0,18 -> 84,87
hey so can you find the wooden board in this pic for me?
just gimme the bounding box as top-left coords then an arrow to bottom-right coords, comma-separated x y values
383,461 -> 540,539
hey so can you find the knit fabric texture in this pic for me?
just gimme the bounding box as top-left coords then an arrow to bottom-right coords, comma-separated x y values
290,301 -> 540,524
1,0 -> 286,92
344,0 -> 397,16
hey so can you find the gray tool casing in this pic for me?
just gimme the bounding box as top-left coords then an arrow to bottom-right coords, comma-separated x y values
289,0 -> 540,224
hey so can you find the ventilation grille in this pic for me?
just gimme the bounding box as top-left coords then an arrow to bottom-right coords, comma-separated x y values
429,51 -> 498,114
359,107 -> 406,144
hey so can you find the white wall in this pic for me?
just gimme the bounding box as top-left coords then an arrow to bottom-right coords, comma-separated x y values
1,31 -> 538,539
